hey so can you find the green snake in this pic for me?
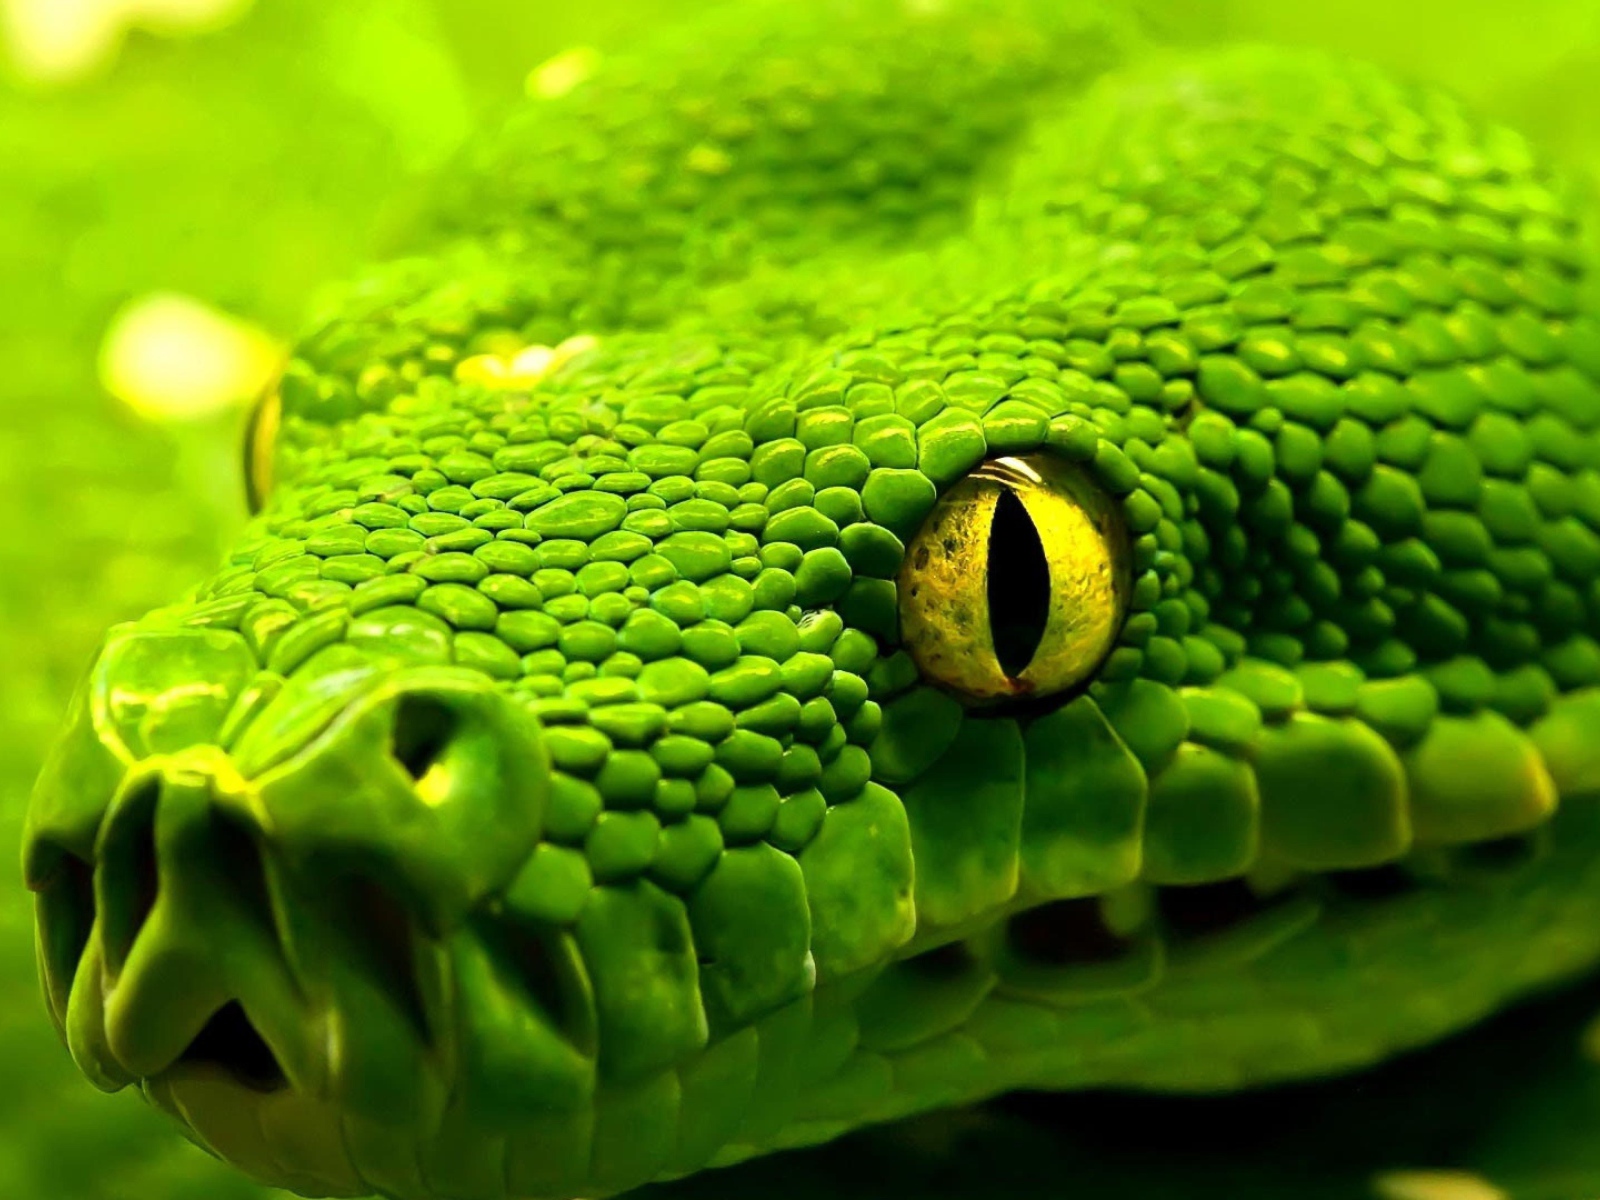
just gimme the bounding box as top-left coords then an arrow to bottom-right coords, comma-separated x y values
21,2 -> 1600,1196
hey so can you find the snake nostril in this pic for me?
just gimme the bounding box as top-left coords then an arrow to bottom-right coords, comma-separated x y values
390,693 -> 460,782
96,778 -> 161,974
177,1000 -> 286,1093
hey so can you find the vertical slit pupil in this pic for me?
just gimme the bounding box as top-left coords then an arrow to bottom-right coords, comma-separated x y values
987,488 -> 1053,677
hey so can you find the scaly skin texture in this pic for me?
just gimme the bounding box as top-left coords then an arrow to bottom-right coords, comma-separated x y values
21,2 -> 1600,1197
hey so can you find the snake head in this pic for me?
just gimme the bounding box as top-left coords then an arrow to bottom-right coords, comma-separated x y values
22,5 -> 1600,1198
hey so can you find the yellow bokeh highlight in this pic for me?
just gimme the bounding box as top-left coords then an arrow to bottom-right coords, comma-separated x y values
454,334 -> 599,390
99,292 -> 281,423
1373,1171 -> 1509,1200
1,0 -> 253,83
526,45 -> 600,100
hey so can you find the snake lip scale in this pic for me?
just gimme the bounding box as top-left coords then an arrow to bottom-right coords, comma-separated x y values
21,2 -> 1600,1197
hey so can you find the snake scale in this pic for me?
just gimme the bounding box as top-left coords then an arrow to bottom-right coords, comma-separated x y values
21,2 -> 1600,1196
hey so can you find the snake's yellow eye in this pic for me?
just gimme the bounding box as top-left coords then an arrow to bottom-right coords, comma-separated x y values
243,383 -> 281,514
897,454 -> 1130,704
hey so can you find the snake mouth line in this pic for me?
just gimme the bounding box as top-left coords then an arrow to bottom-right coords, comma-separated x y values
22,740 -> 1582,1200
882,830 -> 1551,1019
33,750 -> 1558,1093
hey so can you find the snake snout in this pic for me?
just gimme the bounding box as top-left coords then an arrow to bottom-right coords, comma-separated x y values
24,625 -> 262,1055
95,764 -> 295,1085
24,753 -> 307,1099
238,665 -> 554,933
24,627 -> 556,1172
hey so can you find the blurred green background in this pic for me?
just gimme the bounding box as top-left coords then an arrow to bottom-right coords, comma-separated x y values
5,2 -> 1600,1197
